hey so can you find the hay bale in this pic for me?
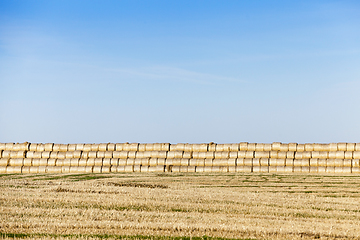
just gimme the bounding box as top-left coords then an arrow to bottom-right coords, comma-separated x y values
309,167 -> 318,173
286,151 -> 295,159
317,166 -> 326,173
21,166 -> 30,173
81,151 -> 89,159
149,158 -> 157,166
269,166 -> 277,173
91,144 -> 99,151
241,166 -> 253,172
47,166 -> 62,174
343,167 -> 352,173
126,158 -> 135,165
110,165 -> 117,172
124,165 -> 134,172
227,158 -> 236,166
0,143 -> 5,151
239,142 -> 248,151
252,166 -> 260,173
55,159 -> 63,166
29,166 -> 39,173
39,158 -> 48,166
103,158 -> 111,166
344,151 -> 353,159
118,159 -> 127,166
94,158 -> 103,166
88,151 -> 97,158
255,151 -> 270,158
99,143 -> 107,151
10,151 -> 26,158
276,158 -> 286,166
113,151 -> 128,159
97,151 -> 105,158
337,143 -> 347,151
277,152 -> 287,159
279,143 -> 289,152
41,151 -> 50,159
346,143 -> 355,151
228,166 -> 236,172
115,166 -> 125,172
318,159 -> 327,167
4,143 -> 14,151
59,144 -> 68,152
328,151 -> 336,159
264,144 -> 272,151
23,158 -> 32,166
83,144 -> 92,151
252,158 -> 260,167
167,151 -> 183,159
293,167 -> 302,173
269,158 -> 277,166
244,158 -> 252,166
107,143 -> 115,151
104,151 -> 113,158
329,143 -> 337,151
229,143 -> 239,152
245,151 -> 254,158
260,166 -> 269,173
14,142 -> 30,151
52,144 -> 60,152
122,143 -> 138,151
110,158 -> 119,166
310,158 -> 318,167
304,143 -> 314,151
301,167 -> 310,173
327,159 -> 336,167
335,151 -> 345,159
188,159 -> 196,166
326,167 -> 335,173
139,165 -> 148,172
313,143 -> 328,151
247,143 -> 256,151
128,151 -> 136,158
311,151 -> 320,159
270,151 -> 278,158
6,166 -> 22,173
78,159 -> 87,166
353,151 -> 360,159
184,144 -> 193,152
102,166 -> 111,173
260,158 -> 269,166
285,158 -> 293,166
192,144 -> 208,152
296,144 -> 305,152
66,144 -> 75,151
237,151 -> 246,158
170,143 -> 185,151
180,158 -> 189,166
343,159 -> 352,167
212,159 -> 226,166
65,151 -> 74,159
141,158 -> 150,166
294,152 -> 303,159
57,152 -> 66,160
293,159 -> 302,167
276,166 -> 285,173
302,151 -> 311,159
157,158 -> 165,165
134,158 -> 142,166
271,142 -> 281,151
62,158 -> 71,166
1,150 -> 10,158
149,165 -> 165,172
9,158 -> 23,166
334,159 -> 343,167
32,158 -> 40,166
93,166 -> 102,173
76,144 -> 84,151
355,144 -> 360,151
214,152 -> 229,159
255,143 -> 264,151
236,158 -> 244,166
86,158 -> 95,166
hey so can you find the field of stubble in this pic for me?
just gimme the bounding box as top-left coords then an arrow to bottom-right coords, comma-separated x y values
1,173 -> 360,240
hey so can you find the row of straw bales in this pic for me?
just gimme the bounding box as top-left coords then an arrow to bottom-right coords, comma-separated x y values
1,157 -> 359,168
1,165 -> 359,174
3,142 -> 360,152
3,150 -> 360,159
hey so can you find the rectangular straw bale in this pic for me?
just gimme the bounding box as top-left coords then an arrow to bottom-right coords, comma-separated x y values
102,166 -> 110,173
343,167 -> 352,173
295,152 -> 303,159
228,166 -> 236,172
78,159 -> 87,166
184,144 -> 193,152
252,166 -> 260,172
72,150 -> 81,158
110,166 -> 117,172
6,166 -> 22,173
32,152 -> 42,158
160,143 -> 170,151
149,158 -> 157,166
192,144 -> 208,152
102,158 -> 111,166
293,159 -> 302,167
317,166 -> 326,173
245,151 -> 254,158
59,144 -> 68,152
269,158 -> 277,166
179,166 -> 189,172
83,144 -> 92,151
75,144 -> 84,151
277,152 -> 287,159
92,166 -> 102,173
66,144 -> 75,151
208,142 -> 216,151
10,151 -> 26,158
329,143 -> 338,151
227,158 -> 236,166
55,159 -> 63,166
215,152 -> 229,159
252,158 -> 260,167
318,151 -> 329,159
65,151 -> 74,158
204,159 -> 213,167
352,159 -> 360,168
145,143 -> 155,151
107,143 -> 115,151
296,144 -> 305,152
29,143 -> 37,151
180,158 -> 189,166
271,142 -> 281,151
210,166 -> 219,172
41,151 -> 50,158
310,158 -> 318,167
240,166 -> 253,172
38,166 -> 47,173
99,143 -> 107,151
260,158 -> 269,166
32,158 -> 41,166
301,166 -> 310,173
188,159 -> 197,166
309,167 -> 317,173
21,166 -> 30,173
109,158 -> 118,166
170,143 -> 185,151
39,158 -> 48,166
128,151 -> 137,158
14,142 -> 30,151
134,158 -> 142,166
236,158 -> 244,166
311,151 -> 320,159
115,143 -> 124,151
113,151 -> 128,159
103,151 -> 113,158
346,143 -> 355,151
62,158 -> 70,166
353,151 -> 360,159
260,166 -> 269,173
344,151 -> 353,159
288,143 -> 299,151
228,151 -> 237,159
81,151 -> 89,159
115,165 -> 125,172
313,143 -> 328,151
140,165 -> 148,172
286,151 -> 295,159
247,143 -> 256,151
52,144 -> 60,152
167,151 -> 183,159
141,158 -> 150,166
239,142 -> 248,151
149,165 -> 165,172
302,151 -> 311,159
216,144 -> 231,151
255,151 -> 270,158
47,166 -> 62,174
237,151 -> 246,158
255,143 -> 264,151
355,143 -> 360,151
195,159 -> 205,166
28,166 -> 38,173
171,166 -> 180,172
293,166 -> 302,173
184,151 -> 192,158
343,159 -> 352,167
318,159 -> 327,167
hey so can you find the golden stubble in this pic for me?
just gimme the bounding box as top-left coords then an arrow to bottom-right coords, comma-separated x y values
1,173 -> 360,239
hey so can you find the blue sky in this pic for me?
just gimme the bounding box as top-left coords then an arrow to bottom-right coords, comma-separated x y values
1,0 -> 360,144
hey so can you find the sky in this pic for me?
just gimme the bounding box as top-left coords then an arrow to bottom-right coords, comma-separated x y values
1,0 -> 360,144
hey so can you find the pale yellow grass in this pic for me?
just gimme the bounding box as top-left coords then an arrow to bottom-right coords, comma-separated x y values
1,173 -> 360,239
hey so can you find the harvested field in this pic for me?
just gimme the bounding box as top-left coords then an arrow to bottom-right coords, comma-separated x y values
1,173 -> 360,239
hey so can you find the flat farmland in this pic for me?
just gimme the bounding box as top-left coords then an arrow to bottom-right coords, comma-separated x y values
1,173 -> 360,240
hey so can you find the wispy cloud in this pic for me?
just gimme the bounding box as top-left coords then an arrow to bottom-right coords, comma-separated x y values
105,66 -> 245,85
